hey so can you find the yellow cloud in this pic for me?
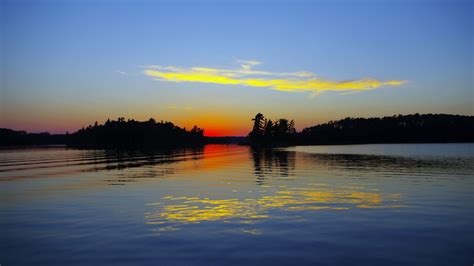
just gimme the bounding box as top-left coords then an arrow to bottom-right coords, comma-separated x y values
144,60 -> 406,94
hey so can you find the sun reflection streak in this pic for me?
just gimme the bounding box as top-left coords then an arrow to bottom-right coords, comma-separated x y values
145,186 -> 402,234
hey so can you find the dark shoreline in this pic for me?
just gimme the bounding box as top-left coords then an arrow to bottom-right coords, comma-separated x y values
2,141 -> 474,150
2,113 -> 473,148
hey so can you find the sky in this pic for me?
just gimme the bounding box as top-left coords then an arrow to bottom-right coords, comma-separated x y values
1,0 -> 473,136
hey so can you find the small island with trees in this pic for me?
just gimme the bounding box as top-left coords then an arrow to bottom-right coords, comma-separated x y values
247,113 -> 474,146
68,117 -> 204,148
1,118 -> 204,148
1,113 -> 473,148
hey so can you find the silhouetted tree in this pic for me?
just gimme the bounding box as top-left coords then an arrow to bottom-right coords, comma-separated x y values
248,113 -> 296,146
274,119 -> 289,137
289,120 -> 296,134
250,113 -> 265,140
264,119 -> 274,138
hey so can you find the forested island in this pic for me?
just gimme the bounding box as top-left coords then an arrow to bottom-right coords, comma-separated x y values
68,118 -> 204,148
1,113 -> 473,148
1,118 -> 204,148
248,113 -> 474,146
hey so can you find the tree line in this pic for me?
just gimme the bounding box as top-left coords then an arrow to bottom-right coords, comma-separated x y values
248,113 -> 297,145
248,113 -> 474,146
1,118 -> 204,148
2,113 -> 473,147
0,128 -> 66,146
68,117 -> 204,147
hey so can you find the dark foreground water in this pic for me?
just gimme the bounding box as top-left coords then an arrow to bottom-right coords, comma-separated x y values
1,144 -> 473,265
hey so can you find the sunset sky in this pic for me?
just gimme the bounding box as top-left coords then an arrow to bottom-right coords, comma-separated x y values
1,0 -> 472,136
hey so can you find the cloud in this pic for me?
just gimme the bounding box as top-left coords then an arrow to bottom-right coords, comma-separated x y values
144,60 -> 406,94
236,59 -> 261,70
116,70 -> 127,75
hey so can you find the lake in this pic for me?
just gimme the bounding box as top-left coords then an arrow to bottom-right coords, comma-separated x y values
1,144 -> 473,265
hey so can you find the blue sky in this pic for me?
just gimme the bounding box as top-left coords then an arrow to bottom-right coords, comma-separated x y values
1,0 -> 472,135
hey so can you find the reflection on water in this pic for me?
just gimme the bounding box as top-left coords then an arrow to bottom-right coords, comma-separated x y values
144,147 -> 405,234
145,186 -> 401,232
1,144 -> 474,265
0,146 -> 204,183
251,148 -> 295,184
300,153 -> 474,180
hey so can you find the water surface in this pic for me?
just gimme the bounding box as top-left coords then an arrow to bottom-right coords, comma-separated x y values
1,144 -> 473,265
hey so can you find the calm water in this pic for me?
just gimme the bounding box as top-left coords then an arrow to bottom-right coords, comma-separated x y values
1,144 -> 473,265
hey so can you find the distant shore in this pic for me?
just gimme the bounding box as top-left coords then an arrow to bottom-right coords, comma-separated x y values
2,113 -> 473,148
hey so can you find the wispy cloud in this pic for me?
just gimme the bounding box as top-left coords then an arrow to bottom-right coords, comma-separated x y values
144,60 -> 406,94
116,70 -> 128,75
236,59 -> 261,70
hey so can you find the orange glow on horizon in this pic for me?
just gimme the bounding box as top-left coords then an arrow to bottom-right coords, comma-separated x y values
3,116 -> 251,137
179,114 -> 250,137
202,128 -> 247,137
